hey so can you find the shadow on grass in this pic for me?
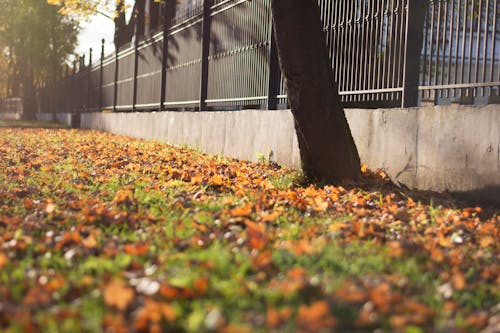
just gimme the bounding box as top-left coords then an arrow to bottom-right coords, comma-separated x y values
0,120 -> 68,129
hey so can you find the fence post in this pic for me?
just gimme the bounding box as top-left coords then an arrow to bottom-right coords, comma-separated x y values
160,2 -> 174,111
99,39 -> 105,111
199,0 -> 213,111
401,0 -> 429,108
87,48 -> 92,112
133,21 -> 139,112
113,41 -> 119,113
267,27 -> 280,110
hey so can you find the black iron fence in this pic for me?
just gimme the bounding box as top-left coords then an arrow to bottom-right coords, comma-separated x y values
37,0 -> 499,114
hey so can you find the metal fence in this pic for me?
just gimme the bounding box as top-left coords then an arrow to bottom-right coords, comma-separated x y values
37,0 -> 499,114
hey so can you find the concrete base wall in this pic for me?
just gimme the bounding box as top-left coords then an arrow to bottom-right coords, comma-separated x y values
0,113 -> 22,121
76,105 -> 499,203
36,113 -> 74,127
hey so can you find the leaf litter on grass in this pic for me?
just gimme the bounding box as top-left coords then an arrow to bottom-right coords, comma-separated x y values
0,128 -> 498,333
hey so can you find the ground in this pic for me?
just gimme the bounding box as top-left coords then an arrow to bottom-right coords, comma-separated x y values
0,124 -> 499,333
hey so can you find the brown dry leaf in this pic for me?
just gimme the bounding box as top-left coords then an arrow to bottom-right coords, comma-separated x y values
23,198 -> 34,210
103,279 -> 134,311
23,285 -> 52,306
103,314 -> 127,333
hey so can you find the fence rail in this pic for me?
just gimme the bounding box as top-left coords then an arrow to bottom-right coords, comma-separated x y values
37,0 -> 499,115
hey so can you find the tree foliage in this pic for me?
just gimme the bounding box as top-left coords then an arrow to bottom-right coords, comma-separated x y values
0,0 -> 79,116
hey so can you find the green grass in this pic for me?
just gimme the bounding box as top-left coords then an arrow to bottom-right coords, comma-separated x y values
0,119 -> 68,128
0,128 -> 498,333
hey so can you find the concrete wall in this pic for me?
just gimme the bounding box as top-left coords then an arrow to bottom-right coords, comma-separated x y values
36,113 -> 74,127
77,105 -> 499,203
0,113 -> 22,121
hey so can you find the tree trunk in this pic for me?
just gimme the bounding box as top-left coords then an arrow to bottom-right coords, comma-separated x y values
270,0 -> 360,182
22,67 -> 36,120
114,0 -> 143,49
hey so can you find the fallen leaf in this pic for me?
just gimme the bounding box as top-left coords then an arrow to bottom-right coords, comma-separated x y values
103,279 -> 134,311
0,252 -> 7,269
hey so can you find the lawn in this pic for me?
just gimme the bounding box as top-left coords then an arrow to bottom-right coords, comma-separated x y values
0,120 -> 67,129
0,128 -> 498,333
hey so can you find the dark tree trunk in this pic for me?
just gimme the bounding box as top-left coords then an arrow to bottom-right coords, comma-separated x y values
22,68 -> 36,120
270,0 -> 360,182
114,0 -> 144,49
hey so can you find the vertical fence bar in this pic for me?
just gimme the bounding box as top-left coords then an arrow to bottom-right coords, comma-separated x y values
199,0 -> 213,111
99,39 -> 105,111
447,0 -> 456,99
467,0 -> 476,99
481,0 -> 490,96
133,23 -> 139,112
267,28 -> 280,110
402,0 -> 429,107
87,48 -> 93,112
113,42 -> 119,112
490,0 -> 497,95
474,0 -> 483,97
160,3 -> 172,111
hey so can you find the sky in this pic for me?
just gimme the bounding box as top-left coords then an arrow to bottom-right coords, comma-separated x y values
75,14 -> 115,62
75,0 -> 135,64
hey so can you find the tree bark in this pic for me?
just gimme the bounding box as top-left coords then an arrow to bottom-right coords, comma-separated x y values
270,0 -> 360,182
114,0 -> 144,49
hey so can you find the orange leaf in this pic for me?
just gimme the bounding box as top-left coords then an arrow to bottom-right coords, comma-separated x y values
479,236 -> 494,248
297,301 -> 336,331
388,241 -> 403,258
82,235 -> 98,249
0,252 -> 7,269
313,197 -> 329,211
245,221 -> 267,250
267,306 -> 292,328
159,284 -> 181,299
103,279 -> 134,311
114,189 -> 134,204
259,211 -> 280,222
211,175 -> 224,186
124,243 -> 149,255
451,272 -> 466,291
193,277 -> 209,296
230,204 -> 253,217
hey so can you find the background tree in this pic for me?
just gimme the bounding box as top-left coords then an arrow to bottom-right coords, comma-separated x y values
49,0 -> 149,49
0,0 -> 79,119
